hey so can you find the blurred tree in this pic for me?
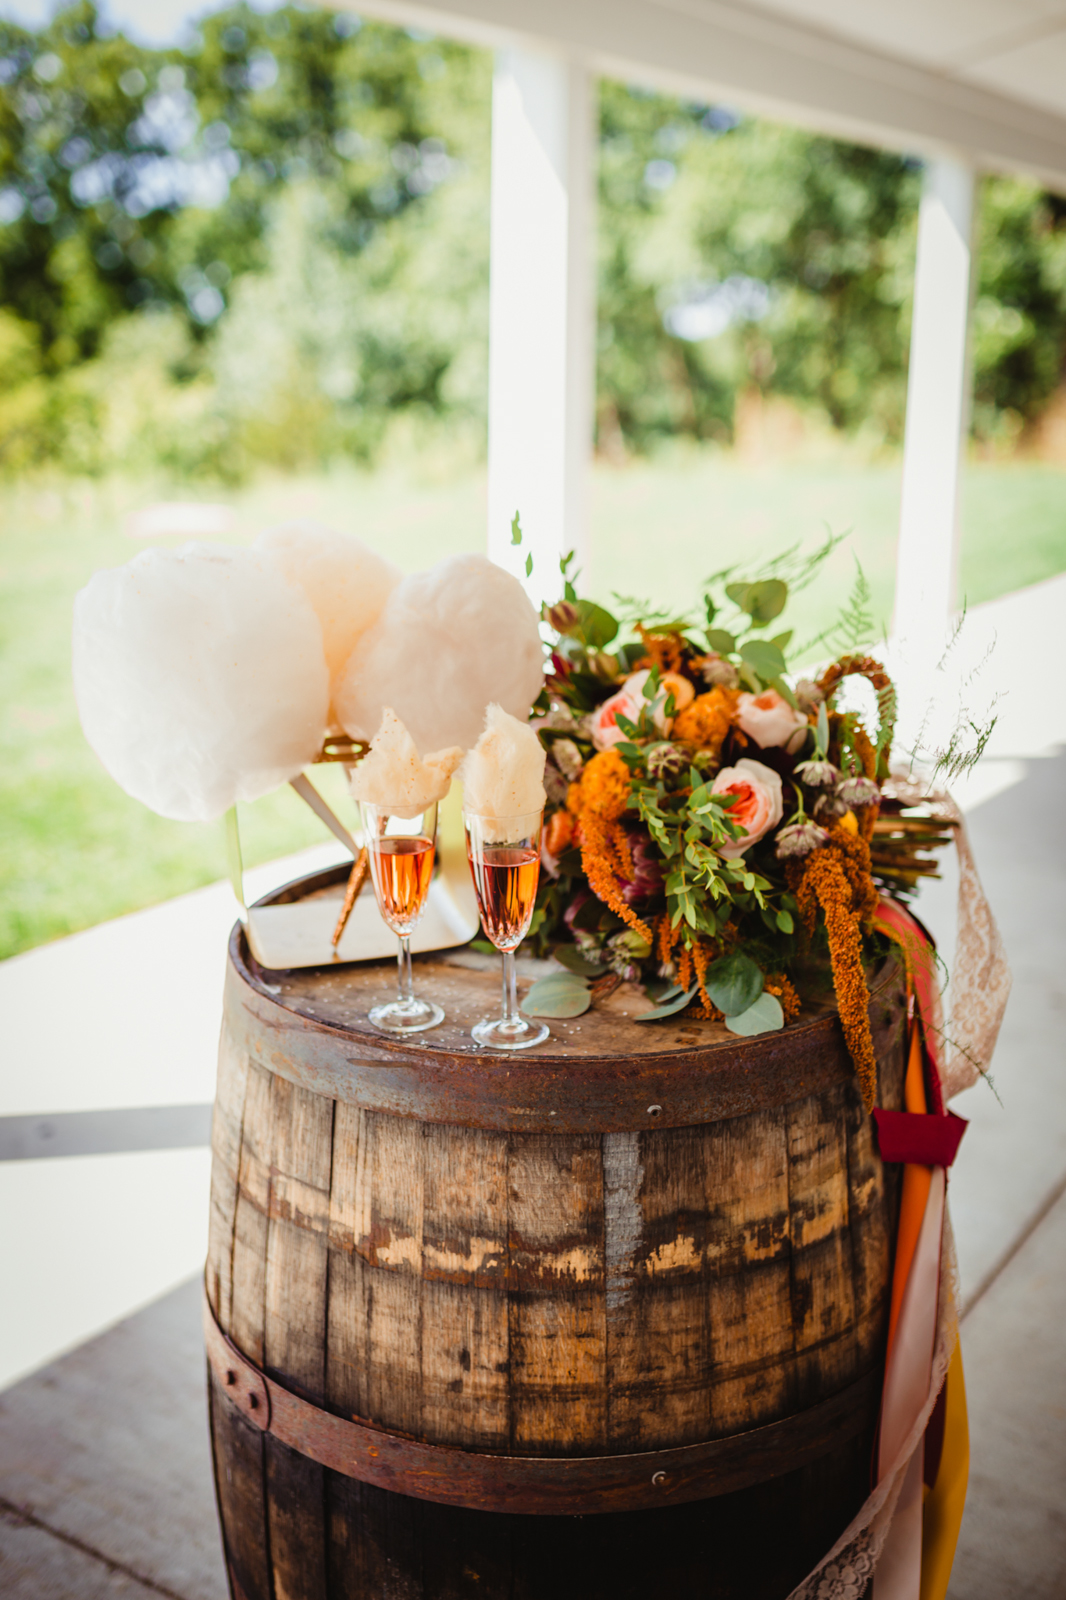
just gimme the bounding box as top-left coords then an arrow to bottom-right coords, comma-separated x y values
971,177 -> 1066,437
596,87 -> 920,450
0,2 -> 483,367
2,7 -> 1066,472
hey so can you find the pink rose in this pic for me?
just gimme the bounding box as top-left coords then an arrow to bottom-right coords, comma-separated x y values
737,688 -> 808,753
712,758 -> 784,858
590,670 -> 666,751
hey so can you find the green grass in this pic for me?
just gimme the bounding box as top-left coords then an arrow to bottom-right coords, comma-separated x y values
2,450 -> 1064,959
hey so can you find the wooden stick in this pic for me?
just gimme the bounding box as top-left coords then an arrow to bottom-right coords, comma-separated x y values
331,847 -> 369,947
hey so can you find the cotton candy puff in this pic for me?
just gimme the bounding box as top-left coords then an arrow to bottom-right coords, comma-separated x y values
459,704 -> 547,822
349,708 -> 463,820
334,553 -> 545,753
72,543 -> 329,822
255,521 -> 400,711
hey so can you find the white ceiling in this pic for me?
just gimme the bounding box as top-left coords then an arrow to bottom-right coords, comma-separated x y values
348,0 -> 1066,190
743,0 -> 1066,121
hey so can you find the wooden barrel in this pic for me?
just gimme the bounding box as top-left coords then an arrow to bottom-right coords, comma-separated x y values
206,867 -> 906,1600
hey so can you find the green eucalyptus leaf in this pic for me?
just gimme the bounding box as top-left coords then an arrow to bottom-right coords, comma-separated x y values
768,630 -> 793,652
703,953 -> 764,1016
706,628 -> 737,654
738,661 -> 762,694
570,897 -> 603,932
521,971 -> 592,1018
776,909 -> 795,934
816,701 -> 830,753
725,581 -> 750,609
575,600 -> 619,649
744,579 -> 788,624
770,675 -> 798,709
724,992 -> 784,1037
634,985 -> 698,1021
511,512 -> 523,545
553,946 -> 607,978
740,639 -> 787,678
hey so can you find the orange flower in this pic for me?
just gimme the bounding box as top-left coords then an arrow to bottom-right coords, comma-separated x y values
765,974 -> 801,1024
567,749 -> 652,941
788,826 -> 880,1110
544,810 -> 574,858
635,624 -> 685,675
672,686 -> 740,765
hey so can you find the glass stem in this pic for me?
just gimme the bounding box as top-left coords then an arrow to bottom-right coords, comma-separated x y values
501,949 -> 521,1029
397,935 -> 415,1006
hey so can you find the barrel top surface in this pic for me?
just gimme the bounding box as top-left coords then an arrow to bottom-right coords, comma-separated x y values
226,865 -> 906,1129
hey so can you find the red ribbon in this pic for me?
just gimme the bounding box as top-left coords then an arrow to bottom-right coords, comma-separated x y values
872,1107 -> 968,1167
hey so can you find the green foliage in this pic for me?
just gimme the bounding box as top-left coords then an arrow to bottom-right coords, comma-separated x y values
702,952 -> 763,1016
724,991 -> 784,1036
634,984 -> 698,1020
2,7 -> 1066,476
520,969 -> 593,1018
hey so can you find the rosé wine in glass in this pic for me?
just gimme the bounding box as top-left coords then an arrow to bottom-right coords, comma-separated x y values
464,810 -> 548,1050
362,802 -> 444,1034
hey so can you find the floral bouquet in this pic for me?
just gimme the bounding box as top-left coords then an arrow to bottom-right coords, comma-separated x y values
523,544 -> 956,1108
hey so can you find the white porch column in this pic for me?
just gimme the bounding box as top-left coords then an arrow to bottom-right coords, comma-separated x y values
486,47 -> 594,601
893,157 -> 977,702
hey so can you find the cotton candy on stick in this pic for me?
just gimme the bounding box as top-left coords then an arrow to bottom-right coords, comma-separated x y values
255,521 -> 400,716
349,708 -> 463,820
334,553 -> 545,754
72,543 -> 329,822
460,704 -> 547,833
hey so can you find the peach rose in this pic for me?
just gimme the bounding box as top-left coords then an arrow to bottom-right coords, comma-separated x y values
736,688 -> 808,753
712,758 -> 784,858
590,670 -> 667,751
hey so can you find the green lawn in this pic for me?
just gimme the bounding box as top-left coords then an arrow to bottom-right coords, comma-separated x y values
2,451 -> 1064,959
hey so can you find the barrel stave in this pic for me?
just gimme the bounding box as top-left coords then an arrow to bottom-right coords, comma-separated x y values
208,1373 -> 272,1600
507,1131 -> 607,1455
420,1127 -> 510,1451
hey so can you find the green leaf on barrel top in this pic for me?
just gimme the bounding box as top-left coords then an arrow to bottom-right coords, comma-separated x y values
724,992 -> 785,1037
703,952 -> 764,1016
634,985 -> 699,1021
521,971 -> 592,1018
552,946 -> 608,977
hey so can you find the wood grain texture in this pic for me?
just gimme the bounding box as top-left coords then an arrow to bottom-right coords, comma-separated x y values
209,1369 -> 272,1600
507,1133 -> 606,1455
206,1018 -> 248,1327
209,940 -> 908,1599
262,1078 -> 333,1600
420,1124 -> 509,1450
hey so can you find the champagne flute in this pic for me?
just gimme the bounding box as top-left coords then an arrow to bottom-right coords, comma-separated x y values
361,801 -> 444,1034
464,808 -> 548,1050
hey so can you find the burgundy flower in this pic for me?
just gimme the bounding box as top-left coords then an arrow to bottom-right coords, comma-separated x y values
775,821 -> 829,859
619,831 -> 665,906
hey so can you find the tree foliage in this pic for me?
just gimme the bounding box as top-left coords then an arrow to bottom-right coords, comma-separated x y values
1,3 -> 1065,476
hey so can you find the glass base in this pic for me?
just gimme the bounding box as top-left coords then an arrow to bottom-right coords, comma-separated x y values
471,1015 -> 550,1051
368,998 -> 444,1034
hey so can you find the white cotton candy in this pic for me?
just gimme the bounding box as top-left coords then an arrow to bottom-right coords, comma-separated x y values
255,520 -> 400,694
459,704 -> 547,823
349,708 -> 463,819
72,543 -> 329,823
334,553 -> 544,753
